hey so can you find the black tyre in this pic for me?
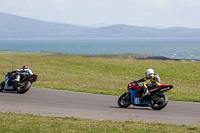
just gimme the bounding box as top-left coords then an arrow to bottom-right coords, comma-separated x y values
150,93 -> 168,110
118,92 -> 131,108
0,81 -> 5,92
17,81 -> 31,94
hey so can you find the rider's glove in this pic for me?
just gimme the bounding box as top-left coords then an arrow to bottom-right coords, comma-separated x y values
132,81 -> 138,85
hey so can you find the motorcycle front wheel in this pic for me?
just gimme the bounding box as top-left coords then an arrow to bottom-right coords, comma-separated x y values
150,93 -> 168,110
17,81 -> 31,94
0,81 -> 5,92
118,92 -> 131,108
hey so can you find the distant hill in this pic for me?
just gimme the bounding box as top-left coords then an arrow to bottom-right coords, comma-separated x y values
0,12 -> 200,39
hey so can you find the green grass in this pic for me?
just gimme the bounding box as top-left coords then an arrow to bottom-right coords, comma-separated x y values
0,51 -> 199,102
0,112 -> 199,133
0,51 -> 199,132
0,50 -> 53,56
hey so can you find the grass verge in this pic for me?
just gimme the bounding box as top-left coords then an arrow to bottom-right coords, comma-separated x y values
0,51 -> 199,102
0,112 -> 199,133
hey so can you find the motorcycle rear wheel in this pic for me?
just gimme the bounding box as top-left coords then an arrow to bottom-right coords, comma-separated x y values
150,93 -> 168,110
118,93 -> 131,108
17,81 -> 31,94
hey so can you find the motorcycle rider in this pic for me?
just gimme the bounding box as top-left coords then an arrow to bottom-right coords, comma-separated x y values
4,65 -> 33,90
134,69 -> 162,98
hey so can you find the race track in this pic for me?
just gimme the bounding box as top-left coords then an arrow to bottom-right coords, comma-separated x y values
0,87 -> 199,125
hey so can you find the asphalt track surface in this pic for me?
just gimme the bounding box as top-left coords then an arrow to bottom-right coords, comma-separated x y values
0,87 -> 199,125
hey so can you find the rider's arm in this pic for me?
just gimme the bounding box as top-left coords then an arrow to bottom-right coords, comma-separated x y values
137,77 -> 147,82
9,69 -> 20,74
137,75 -> 152,82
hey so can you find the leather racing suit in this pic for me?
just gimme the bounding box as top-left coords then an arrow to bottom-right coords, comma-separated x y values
137,73 -> 162,96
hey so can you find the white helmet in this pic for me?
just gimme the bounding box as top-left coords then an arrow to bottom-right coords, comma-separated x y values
146,69 -> 154,76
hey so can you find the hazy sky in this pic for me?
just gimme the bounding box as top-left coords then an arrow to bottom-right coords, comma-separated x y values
0,0 -> 200,28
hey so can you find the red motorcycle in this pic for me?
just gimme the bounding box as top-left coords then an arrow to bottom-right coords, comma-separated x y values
118,82 -> 173,110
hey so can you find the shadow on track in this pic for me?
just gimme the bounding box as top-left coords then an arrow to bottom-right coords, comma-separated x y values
0,91 -> 19,94
109,106 -> 152,110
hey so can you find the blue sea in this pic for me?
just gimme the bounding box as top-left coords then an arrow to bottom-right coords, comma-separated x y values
0,39 -> 200,59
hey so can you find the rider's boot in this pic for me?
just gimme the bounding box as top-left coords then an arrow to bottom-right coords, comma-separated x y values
140,88 -> 149,99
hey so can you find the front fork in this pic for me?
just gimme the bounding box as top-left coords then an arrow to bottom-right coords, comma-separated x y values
123,92 -> 131,100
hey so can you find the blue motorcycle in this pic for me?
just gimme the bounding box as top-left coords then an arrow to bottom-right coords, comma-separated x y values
118,82 -> 173,110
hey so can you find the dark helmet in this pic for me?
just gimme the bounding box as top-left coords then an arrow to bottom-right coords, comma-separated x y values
22,65 -> 29,69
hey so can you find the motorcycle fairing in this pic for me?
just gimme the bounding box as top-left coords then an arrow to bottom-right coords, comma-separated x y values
129,89 -> 149,105
28,75 -> 38,83
127,83 -> 141,90
149,84 -> 173,93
